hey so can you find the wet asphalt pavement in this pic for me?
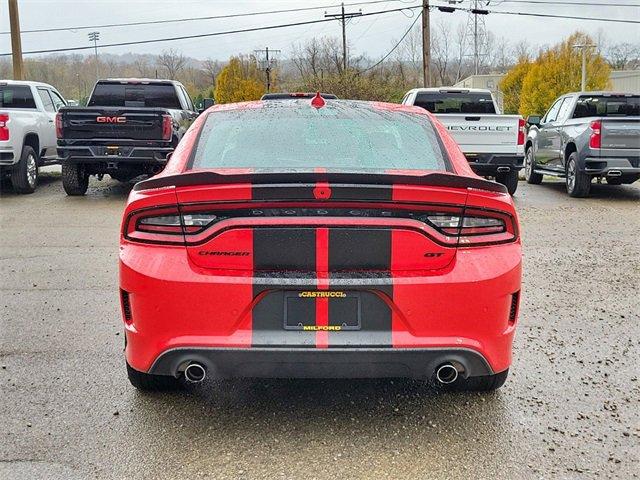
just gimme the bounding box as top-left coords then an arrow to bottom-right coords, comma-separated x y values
1,168 -> 639,480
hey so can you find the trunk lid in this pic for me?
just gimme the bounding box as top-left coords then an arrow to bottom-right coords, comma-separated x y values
171,178 -> 475,274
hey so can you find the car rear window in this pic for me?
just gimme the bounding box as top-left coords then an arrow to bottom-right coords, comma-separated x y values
0,85 -> 36,109
414,92 -> 497,114
88,82 -> 181,109
190,103 -> 450,172
573,95 -> 640,118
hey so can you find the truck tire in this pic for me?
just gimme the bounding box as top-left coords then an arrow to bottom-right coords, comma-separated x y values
446,369 -> 509,392
62,163 -> 89,196
496,170 -> 519,195
524,147 -> 543,185
126,362 -> 182,392
565,152 -> 591,198
10,145 -> 39,194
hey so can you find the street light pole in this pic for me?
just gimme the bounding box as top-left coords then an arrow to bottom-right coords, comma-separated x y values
573,44 -> 596,92
88,31 -> 100,81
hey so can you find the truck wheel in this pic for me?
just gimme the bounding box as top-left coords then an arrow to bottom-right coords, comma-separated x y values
10,145 -> 39,194
496,170 -> 519,195
448,369 -> 509,392
126,362 -> 182,392
524,147 -> 543,185
565,152 -> 591,198
62,163 -> 89,196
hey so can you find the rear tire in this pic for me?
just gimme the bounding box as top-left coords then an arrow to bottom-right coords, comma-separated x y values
524,147 -> 543,185
495,170 -> 519,195
565,152 -> 591,198
62,163 -> 89,196
449,369 -> 509,392
126,362 -> 182,391
10,145 -> 38,194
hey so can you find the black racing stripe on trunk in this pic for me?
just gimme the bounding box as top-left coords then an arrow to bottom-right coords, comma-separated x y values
328,228 -> 392,347
252,228 -> 317,347
330,185 -> 393,201
253,228 -> 316,271
328,229 -> 392,271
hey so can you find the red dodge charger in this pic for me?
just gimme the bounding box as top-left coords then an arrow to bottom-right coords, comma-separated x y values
120,96 -> 522,392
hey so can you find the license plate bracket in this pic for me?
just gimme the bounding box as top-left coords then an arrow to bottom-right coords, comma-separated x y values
283,291 -> 361,331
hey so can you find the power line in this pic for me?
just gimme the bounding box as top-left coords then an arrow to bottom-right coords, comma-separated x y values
491,0 -> 640,6
430,1 -> 640,23
359,11 -> 422,74
0,0 -> 411,35
2,3 -> 638,58
0,5 -> 423,57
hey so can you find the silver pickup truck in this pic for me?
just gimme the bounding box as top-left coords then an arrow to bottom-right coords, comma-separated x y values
402,88 -> 525,195
0,80 -> 66,193
525,92 -> 640,197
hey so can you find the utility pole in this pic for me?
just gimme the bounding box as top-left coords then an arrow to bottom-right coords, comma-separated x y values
325,3 -> 362,72
254,47 -> 281,93
88,31 -> 100,81
573,44 -> 596,92
473,0 -> 479,75
421,0 -> 431,87
8,0 -> 24,80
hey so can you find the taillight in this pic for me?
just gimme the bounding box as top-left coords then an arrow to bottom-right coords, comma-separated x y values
589,120 -> 601,149
55,112 -> 63,138
162,115 -> 172,141
517,118 -> 526,145
124,204 -> 517,247
426,208 -> 517,246
0,113 -> 9,141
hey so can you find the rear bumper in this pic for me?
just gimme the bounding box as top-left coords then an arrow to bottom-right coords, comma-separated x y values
58,145 -> 173,164
120,242 -> 521,377
149,347 -> 495,379
0,146 -> 16,166
583,156 -> 640,176
465,154 -> 525,175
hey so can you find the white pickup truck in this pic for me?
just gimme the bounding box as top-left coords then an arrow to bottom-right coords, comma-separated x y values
402,88 -> 525,194
0,80 -> 66,193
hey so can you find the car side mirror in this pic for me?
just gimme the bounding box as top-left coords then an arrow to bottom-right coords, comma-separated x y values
198,98 -> 215,114
526,115 -> 541,127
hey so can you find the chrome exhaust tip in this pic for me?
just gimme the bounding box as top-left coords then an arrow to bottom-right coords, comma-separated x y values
435,363 -> 459,385
496,166 -> 511,173
184,362 -> 206,383
607,170 -> 622,177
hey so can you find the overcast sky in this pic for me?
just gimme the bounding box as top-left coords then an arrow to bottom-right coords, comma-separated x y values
1,0 -> 639,61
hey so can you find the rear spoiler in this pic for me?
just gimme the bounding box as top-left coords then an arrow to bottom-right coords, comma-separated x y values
133,171 -> 508,194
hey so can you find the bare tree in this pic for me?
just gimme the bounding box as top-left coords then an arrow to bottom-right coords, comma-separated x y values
607,42 -> 640,70
431,21 -> 453,85
202,58 -> 222,87
157,49 -> 187,79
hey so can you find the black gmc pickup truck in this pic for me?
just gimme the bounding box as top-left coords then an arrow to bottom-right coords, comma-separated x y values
57,79 -> 200,195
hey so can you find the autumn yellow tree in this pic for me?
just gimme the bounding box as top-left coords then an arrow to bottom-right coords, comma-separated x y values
518,32 -> 610,116
214,56 -> 266,104
499,57 -> 532,114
